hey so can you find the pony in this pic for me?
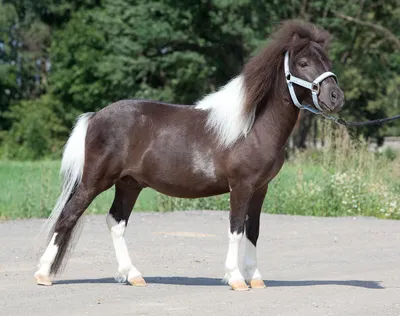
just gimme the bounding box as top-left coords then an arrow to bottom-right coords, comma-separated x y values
34,19 -> 344,291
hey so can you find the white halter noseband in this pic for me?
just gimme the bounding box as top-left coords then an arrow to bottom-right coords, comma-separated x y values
284,51 -> 338,113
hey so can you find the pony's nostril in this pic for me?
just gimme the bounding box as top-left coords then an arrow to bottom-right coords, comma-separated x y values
331,91 -> 337,100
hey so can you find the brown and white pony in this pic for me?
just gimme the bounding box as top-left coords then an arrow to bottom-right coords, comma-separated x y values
35,20 -> 344,291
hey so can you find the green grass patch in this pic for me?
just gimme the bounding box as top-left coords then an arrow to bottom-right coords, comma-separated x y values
1,154 -> 399,220
0,160 -> 158,219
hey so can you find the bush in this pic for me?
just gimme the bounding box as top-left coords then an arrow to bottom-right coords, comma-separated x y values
1,94 -> 69,160
266,122 -> 400,219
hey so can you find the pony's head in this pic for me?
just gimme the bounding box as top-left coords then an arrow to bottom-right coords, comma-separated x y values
243,20 -> 345,115
286,27 -> 344,113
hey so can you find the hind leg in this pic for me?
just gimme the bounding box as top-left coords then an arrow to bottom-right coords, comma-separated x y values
106,181 -> 145,286
34,182 -> 108,286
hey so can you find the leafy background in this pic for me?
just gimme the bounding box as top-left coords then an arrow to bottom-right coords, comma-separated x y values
0,0 -> 399,159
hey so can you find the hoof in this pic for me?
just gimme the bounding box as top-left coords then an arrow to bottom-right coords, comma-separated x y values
230,280 -> 249,291
34,273 -> 52,286
128,276 -> 147,287
249,279 -> 266,289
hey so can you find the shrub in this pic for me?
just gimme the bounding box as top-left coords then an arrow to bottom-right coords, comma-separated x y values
1,94 -> 69,160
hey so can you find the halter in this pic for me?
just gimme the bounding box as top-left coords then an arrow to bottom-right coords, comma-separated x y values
284,51 -> 338,114
284,51 -> 400,127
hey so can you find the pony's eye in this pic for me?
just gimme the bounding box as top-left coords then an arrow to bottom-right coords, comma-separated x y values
299,61 -> 308,68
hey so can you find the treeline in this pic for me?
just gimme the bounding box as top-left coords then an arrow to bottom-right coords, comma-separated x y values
0,0 -> 399,159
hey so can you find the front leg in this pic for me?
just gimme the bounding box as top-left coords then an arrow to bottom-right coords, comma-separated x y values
224,184 -> 255,291
244,187 -> 268,289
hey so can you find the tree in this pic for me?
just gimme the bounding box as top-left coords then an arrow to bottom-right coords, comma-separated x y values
49,0 -> 264,113
1,0 -> 399,159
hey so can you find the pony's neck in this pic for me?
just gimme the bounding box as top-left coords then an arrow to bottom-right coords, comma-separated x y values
253,89 -> 300,151
244,51 -> 300,151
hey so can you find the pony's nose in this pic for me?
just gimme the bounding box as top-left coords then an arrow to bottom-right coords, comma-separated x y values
330,88 -> 343,106
331,90 -> 337,101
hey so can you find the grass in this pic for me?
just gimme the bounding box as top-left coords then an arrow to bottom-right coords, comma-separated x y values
0,159 -> 324,219
1,123 -> 399,220
0,160 -> 157,219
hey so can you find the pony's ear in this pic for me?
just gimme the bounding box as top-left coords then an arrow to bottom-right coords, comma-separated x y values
317,33 -> 331,50
289,33 -> 301,53
292,33 -> 300,43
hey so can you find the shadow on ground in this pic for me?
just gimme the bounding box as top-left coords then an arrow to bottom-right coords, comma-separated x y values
54,277 -> 383,289
54,278 -> 115,285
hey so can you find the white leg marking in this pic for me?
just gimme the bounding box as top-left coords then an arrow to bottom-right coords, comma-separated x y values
106,214 -> 141,282
224,232 -> 245,283
244,238 -> 262,281
35,233 -> 59,278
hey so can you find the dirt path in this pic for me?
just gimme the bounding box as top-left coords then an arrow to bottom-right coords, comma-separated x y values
0,211 -> 399,316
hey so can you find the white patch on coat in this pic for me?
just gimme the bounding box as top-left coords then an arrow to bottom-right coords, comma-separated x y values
35,233 -> 58,277
223,231 -> 245,283
106,214 -> 142,282
195,76 -> 255,148
192,148 -> 216,180
243,237 -> 262,281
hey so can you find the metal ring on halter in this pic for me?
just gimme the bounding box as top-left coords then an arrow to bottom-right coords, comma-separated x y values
311,83 -> 320,94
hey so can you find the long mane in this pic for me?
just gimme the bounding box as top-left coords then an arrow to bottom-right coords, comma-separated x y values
195,19 -> 330,148
243,19 -> 330,115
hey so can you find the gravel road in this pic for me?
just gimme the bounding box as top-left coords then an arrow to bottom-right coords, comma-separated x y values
0,211 -> 399,316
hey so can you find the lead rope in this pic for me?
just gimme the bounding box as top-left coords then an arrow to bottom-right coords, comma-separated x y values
318,111 -> 400,127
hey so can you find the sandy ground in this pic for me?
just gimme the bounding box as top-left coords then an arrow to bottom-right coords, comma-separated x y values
0,211 -> 399,316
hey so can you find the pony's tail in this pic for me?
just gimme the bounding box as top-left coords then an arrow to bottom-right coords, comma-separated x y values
38,112 -> 95,272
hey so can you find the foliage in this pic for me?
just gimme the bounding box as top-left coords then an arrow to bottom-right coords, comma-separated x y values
0,3 -> 19,131
49,0 -> 263,112
0,0 -> 399,159
270,122 -> 400,218
1,94 -> 69,160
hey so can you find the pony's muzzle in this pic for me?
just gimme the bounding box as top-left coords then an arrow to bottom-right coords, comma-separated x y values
320,83 -> 344,113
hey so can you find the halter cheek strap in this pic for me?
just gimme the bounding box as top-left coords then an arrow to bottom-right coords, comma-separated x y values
284,51 -> 338,113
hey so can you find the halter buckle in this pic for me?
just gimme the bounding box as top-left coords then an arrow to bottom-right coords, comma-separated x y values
312,83 -> 320,94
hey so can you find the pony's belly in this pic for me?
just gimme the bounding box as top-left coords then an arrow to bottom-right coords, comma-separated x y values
144,176 -> 229,199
